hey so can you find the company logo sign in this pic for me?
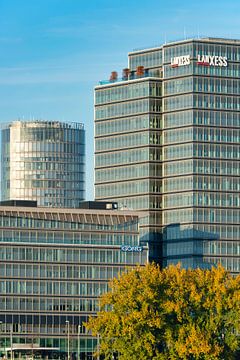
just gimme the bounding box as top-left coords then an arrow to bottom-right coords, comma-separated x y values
197,55 -> 227,67
170,54 -> 228,69
170,55 -> 190,68
121,245 -> 143,252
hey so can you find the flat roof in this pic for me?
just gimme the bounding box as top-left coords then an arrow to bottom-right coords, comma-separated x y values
129,37 -> 240,55
1,119 -> 84,130
95,76 -> 161,89
0,205 -> 148,223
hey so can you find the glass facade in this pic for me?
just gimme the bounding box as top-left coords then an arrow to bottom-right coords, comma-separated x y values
1,120 -> 85,208
95,79 -> 162,262
95,37 -> 240,274
0,205 -> 147,359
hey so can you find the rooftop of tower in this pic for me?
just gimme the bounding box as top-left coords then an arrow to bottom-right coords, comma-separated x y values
1,119 -> 84,130
129,36 -> 240,55
97,36 -> 240,87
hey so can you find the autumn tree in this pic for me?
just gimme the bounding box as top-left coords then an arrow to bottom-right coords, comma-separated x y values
86,263 -> 240,360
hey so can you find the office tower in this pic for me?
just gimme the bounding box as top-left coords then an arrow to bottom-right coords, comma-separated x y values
0,201 -> 148,359
1,120 -> 85,208
95,67 -> 162,262
95,38 -> 240,274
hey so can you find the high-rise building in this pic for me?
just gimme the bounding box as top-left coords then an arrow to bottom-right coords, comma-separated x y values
1,120 -> 85,208
95,70 -> 162,262
0,201 -> 148,359
95,37 -> 240,274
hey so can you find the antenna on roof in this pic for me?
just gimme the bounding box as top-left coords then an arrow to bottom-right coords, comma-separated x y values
184,27 -> 186,40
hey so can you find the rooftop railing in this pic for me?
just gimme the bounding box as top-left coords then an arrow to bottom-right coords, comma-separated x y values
99,71 -> 162,85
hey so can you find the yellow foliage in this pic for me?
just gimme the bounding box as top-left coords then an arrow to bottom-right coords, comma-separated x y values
86,263 -> 240,360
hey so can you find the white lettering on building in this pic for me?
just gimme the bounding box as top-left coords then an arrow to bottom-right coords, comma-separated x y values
121,245 -> 143,252
197,55 -> 228,67
170,55 -> 190,68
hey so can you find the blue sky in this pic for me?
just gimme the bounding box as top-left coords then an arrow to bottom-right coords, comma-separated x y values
1,0 -> 240,199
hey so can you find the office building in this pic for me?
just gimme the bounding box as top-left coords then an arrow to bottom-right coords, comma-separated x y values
95,37 -> 240,274
1,120 -> 85,208
0,201 -> 147,359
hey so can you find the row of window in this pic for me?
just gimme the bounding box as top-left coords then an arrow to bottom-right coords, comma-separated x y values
7,141 -> 84,154
129,49 -> 162,70
164,126 -> 240,144
164,208 -> 240,226
163,176 -> 193,192
164,240 -> 203,257
194,62 -> 240,78
194,77 -> 240,95
164,76 -> 240,96
164,94 -> 193,111
164,224 -> 240,243
164,110 -> 193,128
164,175 -> 240,192
0,280 -> 109,296
165,93 -> 240,112
196,144 -> 240,159
164,159 -> 240,176
0,263 -> 127,281
94,110 -> 240,137
96,180 -> 162,198
95,163 -> 162,183
194,94 -> 240,110
95,81 -> 161,105
0,296 -> 99,313
204,241 -> 240,256
164,192 -> 240,209
163,159 -> 192,176
0,214 -> 137,232
164,110 -> 240,129
95,115 -> 162,136
164,143 -> 240,160
12,180 -> 83,190
195,159 -> 240,176
196,223 -> 240,241
95,132 -> 161,151
164,208 -> 193,224
95,148 -> 161,167
13,171 -> 84,182
0,246 -> 146,264
164,77 -> 193,95
22,161 -> 84,171
95,99 -> 162,120
0,230 -> 138,246
0,334 -> 95,353
19,126 -> 84,142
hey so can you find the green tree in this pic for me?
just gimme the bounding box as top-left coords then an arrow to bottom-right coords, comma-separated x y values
86,263 -> 240,360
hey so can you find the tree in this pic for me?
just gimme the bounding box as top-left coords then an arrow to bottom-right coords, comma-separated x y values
86,263 -> 240,360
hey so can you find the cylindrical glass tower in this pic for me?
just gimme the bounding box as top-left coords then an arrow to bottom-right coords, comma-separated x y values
1,120 -> 85,208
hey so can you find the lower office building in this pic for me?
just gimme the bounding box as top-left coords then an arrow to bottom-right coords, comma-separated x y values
0,202 -> 148,359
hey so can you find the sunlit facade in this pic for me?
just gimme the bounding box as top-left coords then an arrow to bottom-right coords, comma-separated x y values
95,78 -> 162,262
95,37 -> 240,274
1,120 -> 85,208
0,204 -> 147,359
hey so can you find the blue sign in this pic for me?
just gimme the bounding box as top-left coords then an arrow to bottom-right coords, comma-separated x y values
121,245 -> 143,252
